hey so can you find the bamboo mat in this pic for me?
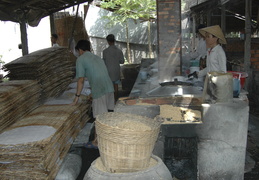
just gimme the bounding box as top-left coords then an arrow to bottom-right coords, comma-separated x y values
0,47 -> 92,179
0,80 -> 41,133
0,102 -> 91,180
3,47 -> 76,102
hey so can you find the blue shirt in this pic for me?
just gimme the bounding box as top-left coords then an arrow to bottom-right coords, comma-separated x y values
76,51 -> 114,99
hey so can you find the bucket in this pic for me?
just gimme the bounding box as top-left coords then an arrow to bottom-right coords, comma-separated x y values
190,59 -> 199,67
227,71 -> 248,89
233,78 -> 240,98
140,71 -> 148,80
95,112 -> 161,173
203,72 -> 233,103
190,66 -> 200,74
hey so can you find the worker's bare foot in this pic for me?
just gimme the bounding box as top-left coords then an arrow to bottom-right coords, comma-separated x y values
84,140 -> 98,149
92,139 -> 98,146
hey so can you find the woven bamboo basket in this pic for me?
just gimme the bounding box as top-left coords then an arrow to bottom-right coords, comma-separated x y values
95,112 -> 161,173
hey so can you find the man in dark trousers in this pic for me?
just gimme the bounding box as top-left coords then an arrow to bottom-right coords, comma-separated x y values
103,34 -> 124,102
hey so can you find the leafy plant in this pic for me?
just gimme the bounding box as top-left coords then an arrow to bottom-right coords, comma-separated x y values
101,0 -> 156,63
0,55 -> 5,64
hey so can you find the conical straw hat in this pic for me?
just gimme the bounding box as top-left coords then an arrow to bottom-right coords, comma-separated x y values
199,25 -> 227,44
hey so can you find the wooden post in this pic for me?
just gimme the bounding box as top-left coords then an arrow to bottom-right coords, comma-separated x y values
49,14 -> 56,35
207,10 -> 211,26
221,4 -> 226,35
192,13 -> 196,53
84,4 -> 90,21
244,0 -> 252,90
20,20 -> 28,56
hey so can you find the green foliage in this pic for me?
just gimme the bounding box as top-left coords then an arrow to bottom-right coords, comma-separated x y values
100,0 -> 156,63
225,32 -> 240,38
100,0 -> 156,26
135,0 -> 156,20
0,55 -> 5,64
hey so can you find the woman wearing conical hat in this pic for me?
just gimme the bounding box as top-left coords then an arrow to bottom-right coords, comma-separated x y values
196,25 -> 227,78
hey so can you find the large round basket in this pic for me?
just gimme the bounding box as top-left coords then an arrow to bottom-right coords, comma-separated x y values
95,112 -> 161,173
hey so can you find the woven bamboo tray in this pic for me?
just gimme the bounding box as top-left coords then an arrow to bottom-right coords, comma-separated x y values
0,102 -> 91,180
0,80 -> 41,133
3,47 -> 75,102
96,112 -> 161,173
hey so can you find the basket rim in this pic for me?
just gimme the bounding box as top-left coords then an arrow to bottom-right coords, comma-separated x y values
95,119 -> 161,132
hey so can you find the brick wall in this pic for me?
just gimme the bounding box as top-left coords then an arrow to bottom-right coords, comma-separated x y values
250,50 -> 259,70
225,39 -> 244,54
157,0 -> 181,82
223,38 -> 259,71
225,39 -> 259,57
225,39 -> 259,111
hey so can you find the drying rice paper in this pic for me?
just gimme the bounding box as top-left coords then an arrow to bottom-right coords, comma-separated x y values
0,126 -> 56,145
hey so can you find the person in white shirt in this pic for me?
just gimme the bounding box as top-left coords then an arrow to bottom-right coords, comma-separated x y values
189,25 -> 227,79
183,24 -> 207,75
51,33 -> 59,47
190,24 -> 207,61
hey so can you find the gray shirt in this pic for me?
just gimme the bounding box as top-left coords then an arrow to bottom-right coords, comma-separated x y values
103,45 -> 124,82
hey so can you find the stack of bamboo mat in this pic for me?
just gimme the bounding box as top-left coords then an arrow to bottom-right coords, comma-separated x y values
3,47 -> 76,101
0,102 -> 91,179
0,80 -> 41,133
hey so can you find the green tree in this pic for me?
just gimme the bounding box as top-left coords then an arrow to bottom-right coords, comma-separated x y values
0,55 -> 5,65
135,0 -> 156,20
101,0 -> 156,63
135,0 -> 156,58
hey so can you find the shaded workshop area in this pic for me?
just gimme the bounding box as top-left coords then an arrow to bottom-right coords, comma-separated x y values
1,0 -> 259,180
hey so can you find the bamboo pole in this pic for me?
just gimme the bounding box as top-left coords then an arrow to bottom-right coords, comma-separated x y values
244,0 -> 252,91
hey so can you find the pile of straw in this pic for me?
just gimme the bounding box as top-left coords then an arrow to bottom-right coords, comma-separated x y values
0,102 -> 91,179
0,80 -> 41,133
3,47 -> 76,102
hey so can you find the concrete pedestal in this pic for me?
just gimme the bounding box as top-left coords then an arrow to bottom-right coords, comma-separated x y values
196,100 -> 249,180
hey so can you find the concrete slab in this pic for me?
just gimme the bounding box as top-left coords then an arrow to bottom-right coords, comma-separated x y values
196,100 -> 249,180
